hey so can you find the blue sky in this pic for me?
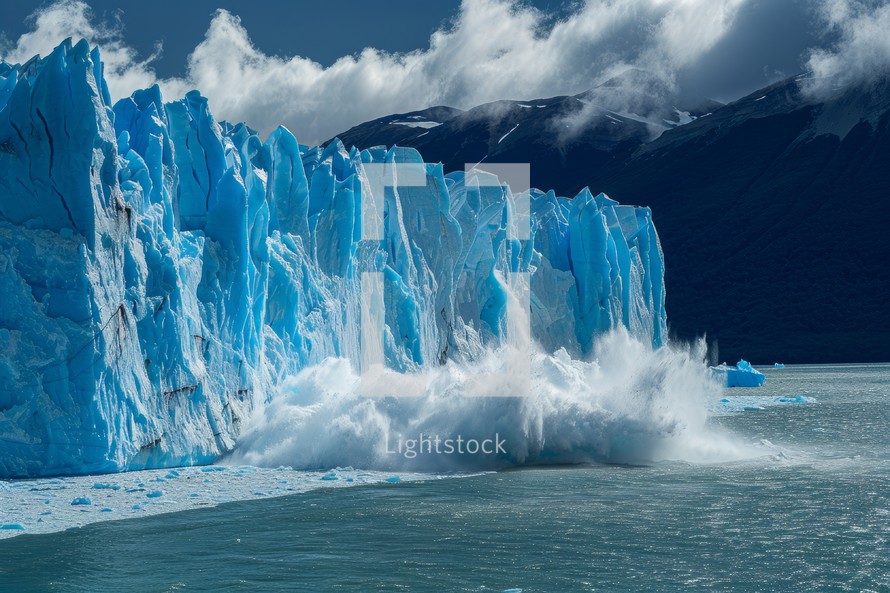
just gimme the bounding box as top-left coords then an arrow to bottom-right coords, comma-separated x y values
2,1 -> 589,74
2,1 -> 885,143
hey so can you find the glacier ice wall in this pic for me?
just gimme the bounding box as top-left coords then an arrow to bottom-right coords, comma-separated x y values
0,40 -> 666,478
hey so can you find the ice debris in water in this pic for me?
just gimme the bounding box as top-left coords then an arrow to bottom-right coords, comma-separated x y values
776,395 -> 815,403
716,394 -> 816,414
0,466 -> 432,540
92,482 -> 120,490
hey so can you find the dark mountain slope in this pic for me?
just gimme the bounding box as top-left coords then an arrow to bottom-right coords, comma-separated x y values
584,77 -> 890,363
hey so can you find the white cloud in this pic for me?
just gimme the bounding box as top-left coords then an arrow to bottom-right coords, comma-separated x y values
2,0 -> 750,144
0,0 -> 157,100
804,0 -> 890,96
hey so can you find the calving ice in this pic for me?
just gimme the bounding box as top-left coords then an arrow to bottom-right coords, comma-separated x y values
386,433 -> 508,458
0,38 -> 673,478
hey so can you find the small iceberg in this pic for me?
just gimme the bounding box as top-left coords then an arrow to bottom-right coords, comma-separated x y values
711,359 -> 766,387
774,363 -> 785,368
776,395 -> 814,403
92,482 -> 120,490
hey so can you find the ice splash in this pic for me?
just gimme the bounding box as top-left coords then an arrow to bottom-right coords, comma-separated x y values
231,329 -> 750,471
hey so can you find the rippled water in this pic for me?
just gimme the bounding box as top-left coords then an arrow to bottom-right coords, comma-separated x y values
1,364 -> 887,592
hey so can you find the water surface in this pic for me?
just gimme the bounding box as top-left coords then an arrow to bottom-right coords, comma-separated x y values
1,364 -> 887,592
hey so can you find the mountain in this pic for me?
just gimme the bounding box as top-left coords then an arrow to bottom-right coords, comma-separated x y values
331,74 -> 890,364
585,76 -> 890,364
332,70 -> 721,194
0,40 -> 666,477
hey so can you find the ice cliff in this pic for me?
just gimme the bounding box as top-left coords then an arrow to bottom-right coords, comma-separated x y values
0,40 -> 666,478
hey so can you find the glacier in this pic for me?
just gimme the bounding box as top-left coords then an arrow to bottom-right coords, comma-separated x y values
0,39 -> 667,478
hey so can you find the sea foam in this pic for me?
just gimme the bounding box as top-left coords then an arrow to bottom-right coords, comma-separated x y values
231,328 -> 752,471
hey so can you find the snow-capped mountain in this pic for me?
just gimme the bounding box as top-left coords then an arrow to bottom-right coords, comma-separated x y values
332,69 -> 721,195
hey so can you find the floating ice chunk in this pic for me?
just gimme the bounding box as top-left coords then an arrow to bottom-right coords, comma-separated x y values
774,363 -> 785,368
71,497 -> 92,506
717,393 -> 814,415
320,472 -> 338,481
92,483 -> 120,490
776,395 -> 815,403
0,524 -> 25,530
146,490 -> 164,498
710,360 -> 766,387
385,477 -> 402,483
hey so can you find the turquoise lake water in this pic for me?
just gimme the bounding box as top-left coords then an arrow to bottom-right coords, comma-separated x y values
1,364 -> 887,592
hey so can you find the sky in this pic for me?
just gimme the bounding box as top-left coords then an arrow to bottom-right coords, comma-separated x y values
1,0 -> 888,144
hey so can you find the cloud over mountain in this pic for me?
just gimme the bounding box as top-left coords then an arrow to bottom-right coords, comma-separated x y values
5,0 -> 881,143
804,0 -> 890,97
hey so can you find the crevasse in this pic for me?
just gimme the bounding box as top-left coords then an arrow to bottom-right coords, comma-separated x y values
0,39 -> 666,478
